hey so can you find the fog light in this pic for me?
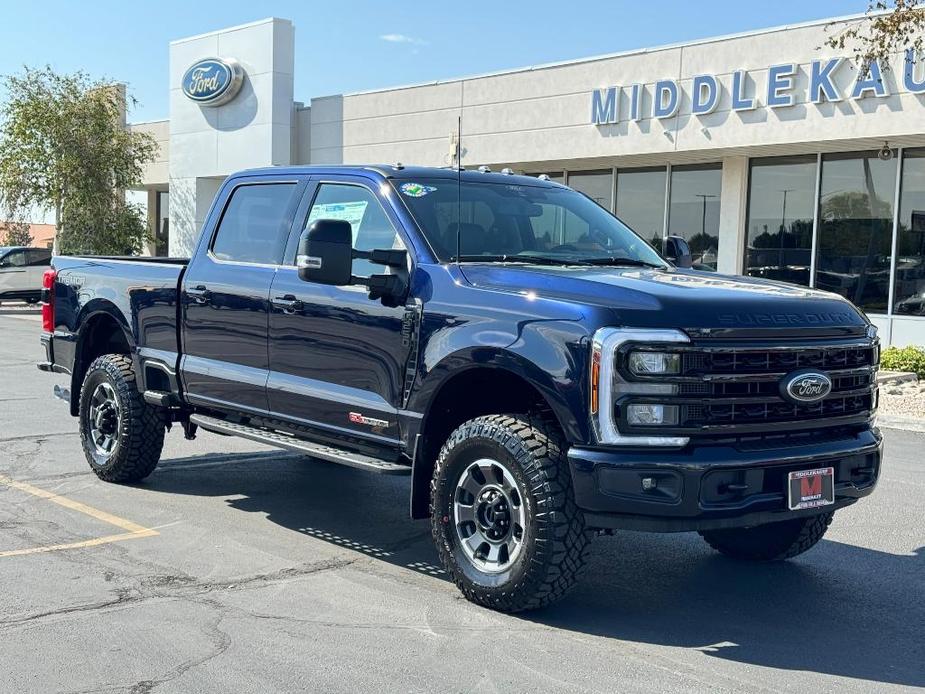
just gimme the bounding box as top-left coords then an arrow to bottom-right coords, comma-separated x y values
629,351 -> 680,375
626,404 -> 679,426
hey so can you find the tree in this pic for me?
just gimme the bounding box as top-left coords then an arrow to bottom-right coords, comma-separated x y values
0,220 -> 32,246
0,66 -> 157,255
826,1 -> 925,68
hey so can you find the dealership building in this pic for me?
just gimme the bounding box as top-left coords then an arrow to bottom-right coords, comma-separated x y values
129,14 -> 925,345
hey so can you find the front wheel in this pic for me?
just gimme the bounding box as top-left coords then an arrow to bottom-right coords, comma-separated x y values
78,354 -> 165,482
699,512 -> 834,561
431,414 -> 591,613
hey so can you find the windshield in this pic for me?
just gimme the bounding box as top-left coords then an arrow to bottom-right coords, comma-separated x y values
394,179 -> 667,268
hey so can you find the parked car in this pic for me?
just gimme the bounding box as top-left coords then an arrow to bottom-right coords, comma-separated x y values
0,246 -> 52,304
38,165 -> 882,612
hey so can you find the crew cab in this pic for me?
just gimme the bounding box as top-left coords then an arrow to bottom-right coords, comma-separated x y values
38,165 -> 882,612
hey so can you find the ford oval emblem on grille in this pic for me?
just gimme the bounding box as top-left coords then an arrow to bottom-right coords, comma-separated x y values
781,370 -> 832,404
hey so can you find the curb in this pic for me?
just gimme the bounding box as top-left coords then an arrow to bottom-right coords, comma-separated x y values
877,371 -> 919,386
877,415 -> 925,433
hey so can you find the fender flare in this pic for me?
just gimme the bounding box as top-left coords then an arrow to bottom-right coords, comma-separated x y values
68,301 -> 139,414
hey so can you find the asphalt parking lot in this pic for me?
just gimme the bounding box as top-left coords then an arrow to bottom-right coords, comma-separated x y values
0,311 -> 923,693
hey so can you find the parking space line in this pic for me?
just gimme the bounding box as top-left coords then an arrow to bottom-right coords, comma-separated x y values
0,475 -> 159,557
0,531 -> 157,558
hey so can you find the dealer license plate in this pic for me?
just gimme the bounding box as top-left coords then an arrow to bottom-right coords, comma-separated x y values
787,467 -> 835,510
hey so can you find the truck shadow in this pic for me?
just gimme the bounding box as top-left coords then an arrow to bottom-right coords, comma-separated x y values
149,450 -> 924,689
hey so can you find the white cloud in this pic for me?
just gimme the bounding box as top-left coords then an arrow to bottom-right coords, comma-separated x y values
380,33 -> 428,46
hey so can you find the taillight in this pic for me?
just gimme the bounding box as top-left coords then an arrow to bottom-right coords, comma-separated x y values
41,268 -> 56,333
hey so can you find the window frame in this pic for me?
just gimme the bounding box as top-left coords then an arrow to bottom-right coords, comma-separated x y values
206,179 -> 303,268
283,177 -> 413,273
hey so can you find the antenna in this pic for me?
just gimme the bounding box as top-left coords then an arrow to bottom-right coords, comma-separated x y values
455,114 -> 462,265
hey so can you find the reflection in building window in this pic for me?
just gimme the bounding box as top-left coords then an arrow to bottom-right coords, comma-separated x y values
155,191 -> 169,257
567,170 -> 612,210
894,149 -> 925,316
744,155 -> 817,286
815,151 -> 897,313
615,167 -> 666,252
668,164 -> 722,270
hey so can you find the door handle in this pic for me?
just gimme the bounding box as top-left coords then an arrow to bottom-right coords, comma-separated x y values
272,294 -> 303,314
187,285 -> 211,305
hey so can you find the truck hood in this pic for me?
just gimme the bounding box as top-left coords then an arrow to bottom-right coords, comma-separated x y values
459,264 -> 869,333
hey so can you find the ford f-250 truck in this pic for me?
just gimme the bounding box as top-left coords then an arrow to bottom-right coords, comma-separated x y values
38,165 -> 882,612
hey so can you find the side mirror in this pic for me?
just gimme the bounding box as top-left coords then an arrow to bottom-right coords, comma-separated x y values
296,218 -> 410,307
664,235 -> 693,269
297,219 -> 353,285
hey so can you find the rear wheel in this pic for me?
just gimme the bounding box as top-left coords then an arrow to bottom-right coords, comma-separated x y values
699,512 -> 834,561
431,413 -> 591,613
78,354 -> 165,482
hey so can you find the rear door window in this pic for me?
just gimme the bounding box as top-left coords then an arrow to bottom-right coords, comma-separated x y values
25,249 -> 51,266
211,183 -> 299,265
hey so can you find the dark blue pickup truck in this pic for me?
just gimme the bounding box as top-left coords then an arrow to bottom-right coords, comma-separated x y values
38,165 -> 882,612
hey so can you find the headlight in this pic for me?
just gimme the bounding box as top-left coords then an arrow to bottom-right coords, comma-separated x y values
626,404 -> 679,426
590,328 -> 691,447
628,351 -> 680,375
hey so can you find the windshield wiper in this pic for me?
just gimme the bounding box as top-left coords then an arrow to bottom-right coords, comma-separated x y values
576,256 -> 664,269
454,254 -> 664,269
455,254 -> 580,266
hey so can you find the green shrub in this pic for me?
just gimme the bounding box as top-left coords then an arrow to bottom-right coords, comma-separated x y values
881,345 -> 925,378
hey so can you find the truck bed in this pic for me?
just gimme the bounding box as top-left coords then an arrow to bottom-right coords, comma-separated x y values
48,255 -> 188,390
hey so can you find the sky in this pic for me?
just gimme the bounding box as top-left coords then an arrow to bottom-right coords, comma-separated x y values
0,0 -> 873,123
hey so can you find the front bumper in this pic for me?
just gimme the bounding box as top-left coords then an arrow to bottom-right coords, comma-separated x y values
569,427 -> 882,532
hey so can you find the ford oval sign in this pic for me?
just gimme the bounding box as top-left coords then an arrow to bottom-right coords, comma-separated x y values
182,58 -> 244,107
781,370 -> 832,404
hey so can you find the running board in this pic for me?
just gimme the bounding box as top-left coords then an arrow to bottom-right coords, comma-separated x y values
189,414 -> 411,475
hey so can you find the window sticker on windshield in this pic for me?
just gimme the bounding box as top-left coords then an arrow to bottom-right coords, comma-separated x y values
400,182 -> 437,198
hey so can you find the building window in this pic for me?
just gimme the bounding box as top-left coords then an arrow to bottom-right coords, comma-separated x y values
615,167 -> 666,251
894,148 -> 925,316
567,170 -> 612,210
744,155 -> 817,286
668,164 -> 721,270
155,191 -> 169,257
815,151 -> 897,313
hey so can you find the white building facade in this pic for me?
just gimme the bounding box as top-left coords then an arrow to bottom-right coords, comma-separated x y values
130,15 -> 925,345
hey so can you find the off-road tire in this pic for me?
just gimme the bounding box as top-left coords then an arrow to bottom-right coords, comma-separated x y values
699,512 -> 834,561
431,413 -> 591,613
78,354 -> 165,482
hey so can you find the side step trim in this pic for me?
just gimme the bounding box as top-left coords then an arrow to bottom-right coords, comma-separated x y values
189,414 -> 411,475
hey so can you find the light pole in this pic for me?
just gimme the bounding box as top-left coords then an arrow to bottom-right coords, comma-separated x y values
778,189 -> 795,277
695,193 -> 717,265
